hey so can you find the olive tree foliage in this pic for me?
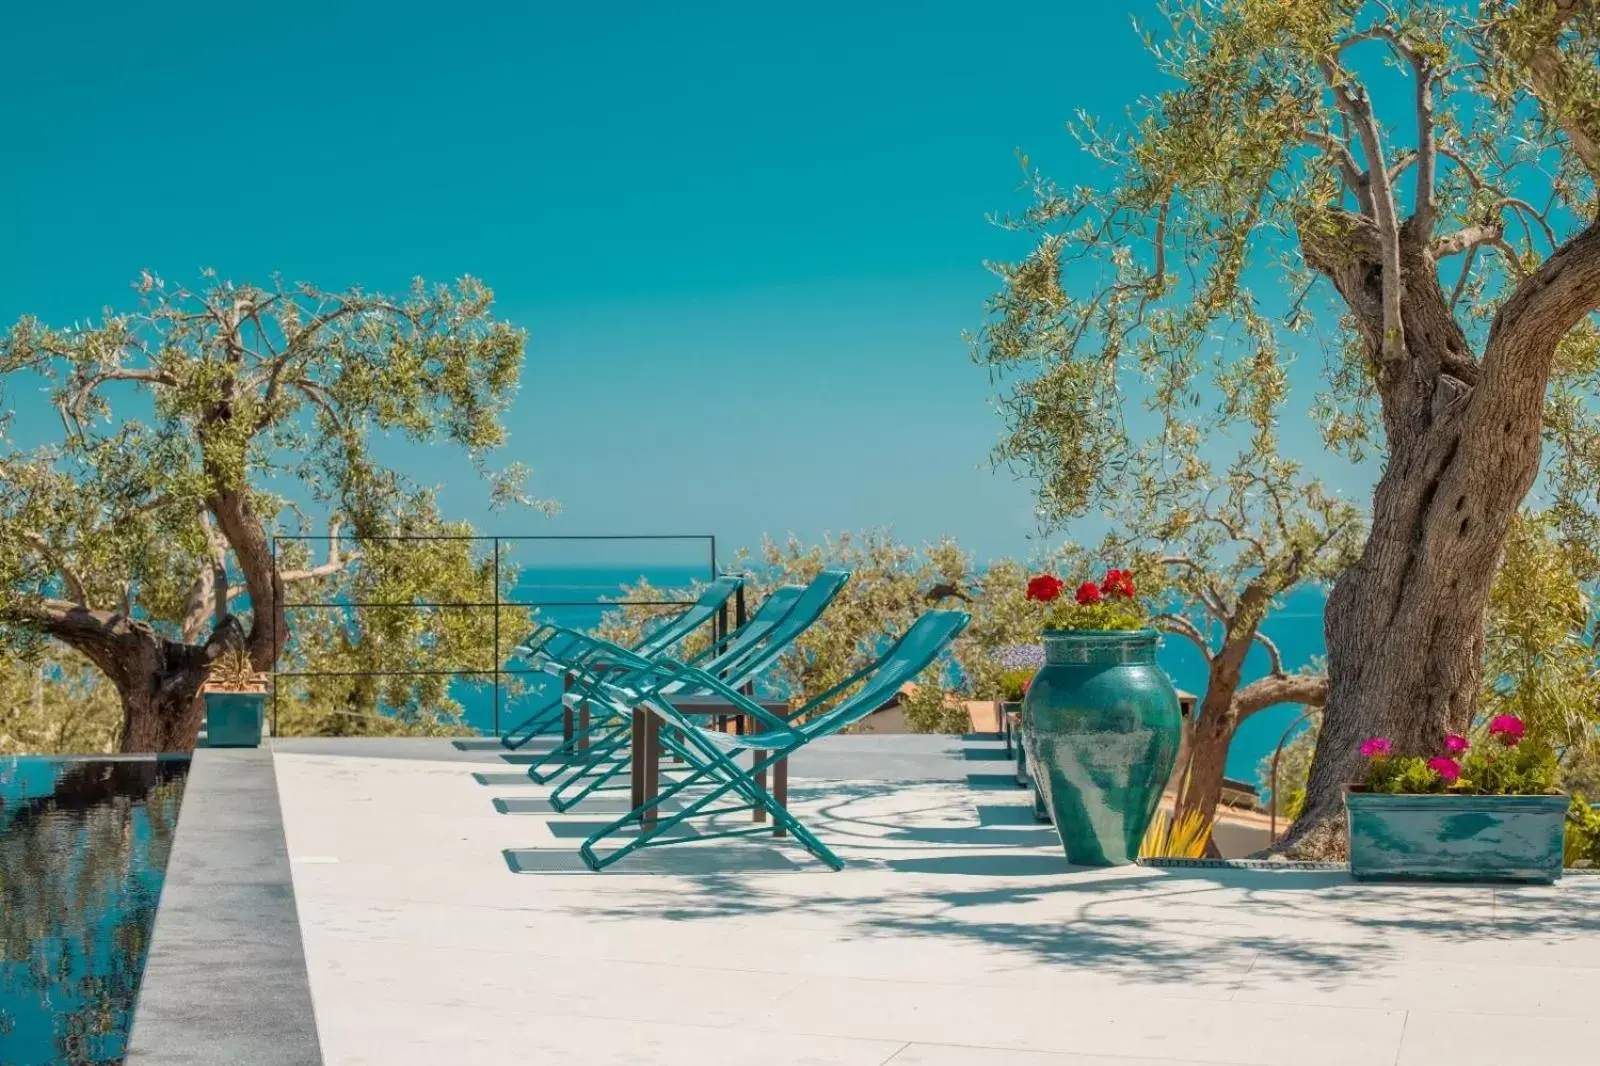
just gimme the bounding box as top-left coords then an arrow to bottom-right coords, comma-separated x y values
0,651 -> 122,755
0,511 -> 522,749
270,514 -> 533,739
596,531 -> 1051,731
974,0 -> 1600,852
1480,509 -> 1600,762
0,272 -> 552,752
1087,441 -> 1364,828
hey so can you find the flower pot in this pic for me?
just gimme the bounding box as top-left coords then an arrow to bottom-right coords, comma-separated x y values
1022,629 -> 1182,866
1002,703 -> 1025,782
1345,790 -> 1568,884
204,690 -> 266,748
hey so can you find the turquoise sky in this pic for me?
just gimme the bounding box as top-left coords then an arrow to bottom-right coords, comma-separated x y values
0,1 -> 1364,567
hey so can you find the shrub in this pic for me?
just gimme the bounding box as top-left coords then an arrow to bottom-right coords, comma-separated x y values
898,679 -> 972,734
1359,716 -> 1559,796
1566,796 -> 1600,869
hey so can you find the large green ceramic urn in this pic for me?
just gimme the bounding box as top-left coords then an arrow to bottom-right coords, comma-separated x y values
1021,628 -> 1182,866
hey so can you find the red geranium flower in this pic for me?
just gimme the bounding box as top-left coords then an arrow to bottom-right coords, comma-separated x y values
1426,756 -> 1462,784
1026,574 -> 1065,602
1075,581 -> 1103,606
1101,568 -> 1136,599
1488,714 -> 1525,747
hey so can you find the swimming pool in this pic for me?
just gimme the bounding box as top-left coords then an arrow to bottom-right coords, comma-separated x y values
0,757 -> 189,1066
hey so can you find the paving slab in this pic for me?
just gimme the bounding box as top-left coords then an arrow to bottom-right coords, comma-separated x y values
126,747 -> 322,1066
273,735 -> 1600,1066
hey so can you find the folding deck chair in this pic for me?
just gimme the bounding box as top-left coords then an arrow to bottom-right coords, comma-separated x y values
568,609 -> 971,871
524,570 -> 851,803
499,574 -> 744,749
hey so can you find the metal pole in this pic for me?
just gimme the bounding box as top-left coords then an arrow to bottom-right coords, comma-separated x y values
1268,705 -> 1318,842
492,537 -> 501,738
271,536 -> 279,739
711,535 -> 726,657
736,583 -> 752,694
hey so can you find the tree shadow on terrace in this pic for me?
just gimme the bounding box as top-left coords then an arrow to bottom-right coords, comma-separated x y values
520,777 -> 1600,990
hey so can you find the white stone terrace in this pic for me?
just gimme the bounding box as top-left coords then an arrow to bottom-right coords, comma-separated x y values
270,733 -> 1600,1066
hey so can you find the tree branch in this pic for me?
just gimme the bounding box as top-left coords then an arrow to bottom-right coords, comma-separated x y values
1449,245 -> 1479,309
67,366 -> 175,435
1233,673 -> 1328,722
1305,128 -> 1373,214
1400,39 -> 1438,235
1320,56 -> 1407,367
21,531 -> 88,606
1433,222 -> 1505,259
1481,220 -> 1600,404
1252,629 -> 1285,677
229,516 -> 360,600
1489,236 -> 1531,280
1521,0 -> 1600,179
1158,555 -> 1231,622
1151,613 -> 1213,662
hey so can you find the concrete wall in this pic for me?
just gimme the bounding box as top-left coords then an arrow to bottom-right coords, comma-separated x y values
125,747 -> 323,1065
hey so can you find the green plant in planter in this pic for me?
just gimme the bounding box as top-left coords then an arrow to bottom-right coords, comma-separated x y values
1024,569 -> 1146,630
1359,716 -> 1559,797
1350,714 -> 1567,883
203,648 -> 269,748
206,649 -> 267,693
997,669 -> 1033,702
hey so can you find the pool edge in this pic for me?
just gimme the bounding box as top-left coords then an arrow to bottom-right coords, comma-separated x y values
124,746 -> 324,1065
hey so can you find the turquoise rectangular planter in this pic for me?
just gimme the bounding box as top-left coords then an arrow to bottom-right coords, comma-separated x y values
204,691 -> 266,748
1345,790 -> 1568,884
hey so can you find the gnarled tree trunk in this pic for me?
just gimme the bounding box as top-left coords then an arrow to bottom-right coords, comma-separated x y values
32,601 -> 246,753
1284,219 -> 1600,854
1174,644 -> 1328,834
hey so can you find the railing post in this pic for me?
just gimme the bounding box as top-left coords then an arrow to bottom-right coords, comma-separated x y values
270,536 -> 279,739
492,537 -> 501,738
736,583 -> 753,695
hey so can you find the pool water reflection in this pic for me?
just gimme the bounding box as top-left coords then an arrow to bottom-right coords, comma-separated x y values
1,757 -> 189,1066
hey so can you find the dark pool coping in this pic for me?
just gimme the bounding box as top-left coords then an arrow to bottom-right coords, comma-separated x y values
125,746 -> 324,1065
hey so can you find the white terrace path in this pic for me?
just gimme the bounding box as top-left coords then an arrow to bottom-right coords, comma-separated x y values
270,735 -> 1600,1066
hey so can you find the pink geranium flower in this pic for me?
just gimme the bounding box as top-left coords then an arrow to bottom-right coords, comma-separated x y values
1488,715 -> 1525,746
1443,734 -> 1469,754
1359,737 -> 1392,758
1427,756 -> 1463,783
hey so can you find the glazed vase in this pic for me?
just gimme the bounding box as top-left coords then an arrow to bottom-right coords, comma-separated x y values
1021,629 -> 1182,866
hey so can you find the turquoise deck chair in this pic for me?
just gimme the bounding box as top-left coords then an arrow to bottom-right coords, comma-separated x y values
521,582 -> 806,785
571,609 -> 970,872
500,575 -> 744,749
513,575 -> 832,774
533,570 -> 851,801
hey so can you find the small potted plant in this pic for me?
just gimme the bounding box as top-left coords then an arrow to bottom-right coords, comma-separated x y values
1347,715 -> 1568,883
993,643 -> 1042,765
1021,568 -> 1182,865
203,648 -> 269,748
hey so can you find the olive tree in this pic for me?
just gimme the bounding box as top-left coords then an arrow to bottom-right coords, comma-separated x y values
1,272 -> 551,751
976,0 -> 1600,850
1100,446 -> 1361,828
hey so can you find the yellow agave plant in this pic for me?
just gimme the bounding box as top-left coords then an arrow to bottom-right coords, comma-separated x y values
1138,808 -> 1214,860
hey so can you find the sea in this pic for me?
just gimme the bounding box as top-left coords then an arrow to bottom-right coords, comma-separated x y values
409,561 -> 1326,787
